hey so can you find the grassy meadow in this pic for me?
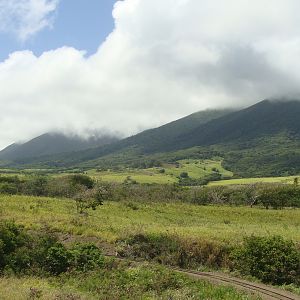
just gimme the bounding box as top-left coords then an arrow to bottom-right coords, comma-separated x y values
1,194 -> 299,244
209,176 -> 300,186
2,160 -> 299,187
85,159 -> 233,184
1,180 -> 300,298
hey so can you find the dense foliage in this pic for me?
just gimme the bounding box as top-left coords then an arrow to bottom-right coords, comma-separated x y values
0,222 -> 104,275
0,174 -> 110,213
1,174 -> 300,209
117,234 -> 230,270
117,233 -> 300,286
232,236 -> 300,285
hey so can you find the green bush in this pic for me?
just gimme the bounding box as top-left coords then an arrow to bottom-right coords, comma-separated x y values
117,234 -> 230,269
0,222 -> 105,275
0,182 -> 18,194
69,174 -> 95,189
232,236 -> 300,285
45,244 -> 71,275
70,243 -> 104,271
257,185 -> 300,209
0,222 -> 28,269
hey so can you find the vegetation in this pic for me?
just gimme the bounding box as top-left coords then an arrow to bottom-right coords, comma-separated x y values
0,222 -> 258,300
1,171 -> 300,296
2,100 -> 300,180
232,236 -> 300,285
85,158 -> 232,185
0,222 -> 104,275
0,265 -> 256,300
1,192 -> 299,243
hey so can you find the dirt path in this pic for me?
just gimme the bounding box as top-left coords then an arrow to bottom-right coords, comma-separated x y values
59,234 -> 299,299
175,269 -> 299,300
105,254 -> 299,300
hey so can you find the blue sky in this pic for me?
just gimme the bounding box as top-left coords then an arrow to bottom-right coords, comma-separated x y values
0,0 -> 116,61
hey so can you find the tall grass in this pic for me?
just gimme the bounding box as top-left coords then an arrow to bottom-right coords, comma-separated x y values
0,195 -> 299,244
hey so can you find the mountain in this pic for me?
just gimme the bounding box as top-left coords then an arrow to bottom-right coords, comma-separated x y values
0,133 -> 119,162
0,109 -> 232,166
3,99 -> 300,178
60,99 -> 300,177
176,99 -> 300,148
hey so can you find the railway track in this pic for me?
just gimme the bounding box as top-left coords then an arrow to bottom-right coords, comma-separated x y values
105,254 -> 299,300
175,268 -> 299,300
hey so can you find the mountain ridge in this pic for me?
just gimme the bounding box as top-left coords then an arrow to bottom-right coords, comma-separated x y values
0,132 -> 119,161
2,99 -> 300,178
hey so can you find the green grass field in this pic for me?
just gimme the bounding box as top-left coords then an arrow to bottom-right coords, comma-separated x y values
1,195 -> 299,244
209,176 -> 299,186
86,159 -> 233,184
2,161 -> 299,188
86,169 -> 177,184
0,194 -> 299,299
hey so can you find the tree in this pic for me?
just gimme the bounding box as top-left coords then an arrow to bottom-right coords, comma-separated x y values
180,172 -> 189,178
74,183 -> 111,214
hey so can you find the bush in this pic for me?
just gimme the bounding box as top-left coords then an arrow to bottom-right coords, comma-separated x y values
257,185 -> 300,209
117,234 -> 230,269
0,182 -> 18,194
0,221 -> 105,275
232,236 -> 300,285
180,172 -> 189,179
70,243 -> 104,271
0,222 -> 28,269
69,175 -> 95,189
21,176 -> 48,196
45,244 -> 71,275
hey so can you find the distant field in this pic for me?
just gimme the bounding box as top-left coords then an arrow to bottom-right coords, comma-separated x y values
209,175 -> 299,186
87,169 -> 176,184
1,163 -> 299,188
1,195 -> 299,244
86,159 -> 233,184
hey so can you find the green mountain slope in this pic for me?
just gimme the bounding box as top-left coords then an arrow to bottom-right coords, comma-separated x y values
176,99 -> 300,148
3,109 -> 232,166
3,99 -> 300,178
77,99 -> 300,177
0,133 -> 119,161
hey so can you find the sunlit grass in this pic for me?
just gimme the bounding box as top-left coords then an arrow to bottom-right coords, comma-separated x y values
85,159 -> 233,184
1,195 -> 299,244
209,176 -> 299,186
0,276 -> 91,300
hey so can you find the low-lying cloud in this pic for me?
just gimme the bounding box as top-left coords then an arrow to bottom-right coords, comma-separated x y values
1,0 -> 300,149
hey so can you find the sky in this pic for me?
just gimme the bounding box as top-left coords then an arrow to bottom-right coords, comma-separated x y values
1,0 -> 300,149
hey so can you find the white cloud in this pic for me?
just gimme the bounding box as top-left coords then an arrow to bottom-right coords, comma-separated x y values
0,0 -> 59,41
1,0 -> 300,149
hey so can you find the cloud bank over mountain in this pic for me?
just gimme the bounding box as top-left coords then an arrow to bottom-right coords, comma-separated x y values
1,0 -> 300,149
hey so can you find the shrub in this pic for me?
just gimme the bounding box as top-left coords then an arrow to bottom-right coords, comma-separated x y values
0,221 -> 106,275
0,182 -> 18,195
21,176 -> 48,196
117,234 -> 230,269
232,236 -> 300,285
70,243 -> 104,271
0,222 -> 28,269
45,244 -> 71,275
180,172 -> 189,179
69,175 -> 95,189
257,185 -> 300,209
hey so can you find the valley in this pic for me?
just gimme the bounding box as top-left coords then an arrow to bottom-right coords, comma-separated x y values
1,100 -> 300,299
